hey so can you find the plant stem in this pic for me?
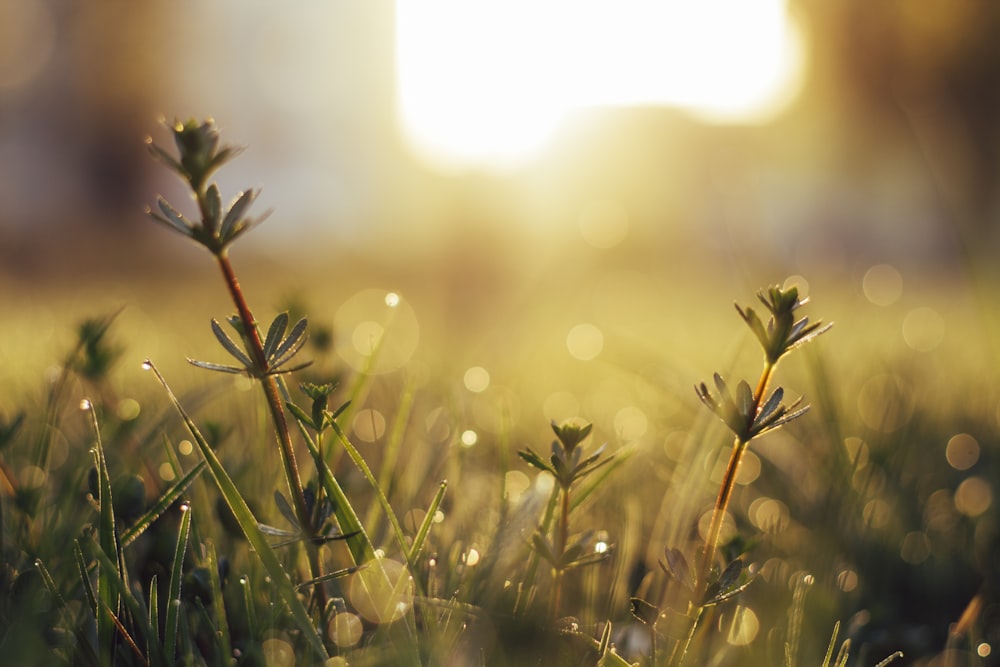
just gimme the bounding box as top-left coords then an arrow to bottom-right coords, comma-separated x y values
551,485 -> 571,618
214,251 -> 327,613
697,361 -> 775,596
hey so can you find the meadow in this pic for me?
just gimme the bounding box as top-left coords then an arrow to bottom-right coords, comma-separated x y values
0,120 -> 997,666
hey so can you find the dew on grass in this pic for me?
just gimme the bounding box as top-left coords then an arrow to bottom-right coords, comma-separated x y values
946,433 -> 979,471
464,548 -> 481,566
178,440 -> 194,456
347,557 -> 414,624
79,399 -> 92,411
141,359 -> 153,371
385,291 -> 400,308
594,540 -> 609,555
978,643 -> 992,658
179,502 -> 191,513
460,429 -> 478,447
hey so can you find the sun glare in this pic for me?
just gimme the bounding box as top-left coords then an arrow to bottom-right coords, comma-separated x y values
395,1 -> 805,170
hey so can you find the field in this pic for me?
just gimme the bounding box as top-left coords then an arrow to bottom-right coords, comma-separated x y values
1,121 -> 999,667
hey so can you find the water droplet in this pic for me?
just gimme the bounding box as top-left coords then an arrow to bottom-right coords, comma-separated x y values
141,360 -> 153,371
594,541 -> 609,554
239,576 -> 248,586
79,398 -> 92,411
34,558 -> 43,568
385,292 -> 400,308
465,548 -> 481,566
802,574 -> 815,586
460,429 -> 478,447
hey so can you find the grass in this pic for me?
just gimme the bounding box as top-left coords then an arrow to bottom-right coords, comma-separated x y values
0,119 -> 996,665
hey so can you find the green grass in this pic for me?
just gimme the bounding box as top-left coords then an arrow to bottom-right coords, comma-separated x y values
0,120 -> 996,666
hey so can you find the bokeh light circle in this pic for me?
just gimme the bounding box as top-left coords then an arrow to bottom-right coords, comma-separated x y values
862,264 -> 903,306
567,323 -> 604,361
336,289 -> 419,374
348,557 -> 414,624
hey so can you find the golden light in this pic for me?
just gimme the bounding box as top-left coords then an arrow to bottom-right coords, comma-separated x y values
395,0 -> 805,170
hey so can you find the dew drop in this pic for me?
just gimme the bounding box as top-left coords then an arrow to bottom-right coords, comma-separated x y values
385,292 -> 400,308
79,398 -> 92,411
239,576 -> 248,586
141,360 -> 153,371
594,541 -> 609,554
179,502 -> 191,513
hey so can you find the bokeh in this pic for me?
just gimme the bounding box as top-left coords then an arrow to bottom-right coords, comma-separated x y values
3,2 -> 1000,664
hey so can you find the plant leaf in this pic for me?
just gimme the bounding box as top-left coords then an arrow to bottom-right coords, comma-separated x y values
144,362 -> 329,660
210,319 -> 254,369
262,312 -> 289,362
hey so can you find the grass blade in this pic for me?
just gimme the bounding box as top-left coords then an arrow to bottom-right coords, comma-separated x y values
148,576 -> 160,663
85,401 -> 122,665
144,360 -> 329,660
408,481 -> 447,564
121,459 -> 205,549
164,502 -> 192,664
276,377 -> 376,565
331,421 -> 409,563
203,540 -> 233,662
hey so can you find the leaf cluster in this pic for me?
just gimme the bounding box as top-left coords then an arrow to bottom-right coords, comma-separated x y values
736,285 -> 832,365
518,420 -> 612,490
695,373 -> 809,442
147,119 -> 264,254
188,312 -> 311,378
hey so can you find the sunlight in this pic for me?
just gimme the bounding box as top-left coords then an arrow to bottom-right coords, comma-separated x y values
395,0 -> 805,170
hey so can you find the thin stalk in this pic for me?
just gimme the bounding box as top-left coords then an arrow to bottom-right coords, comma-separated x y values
551,485 -> 571,619
697,361 -> 775,596
213,251 -> 326,614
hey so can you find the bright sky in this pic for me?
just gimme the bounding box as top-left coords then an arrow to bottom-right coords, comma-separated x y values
396,1 -> 805,170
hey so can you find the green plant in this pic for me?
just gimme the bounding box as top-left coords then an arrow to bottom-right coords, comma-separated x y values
518,419 -> 615,618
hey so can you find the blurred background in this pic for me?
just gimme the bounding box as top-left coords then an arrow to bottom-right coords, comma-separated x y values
3,1 -> 1000,664
3,0 -> 999,275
